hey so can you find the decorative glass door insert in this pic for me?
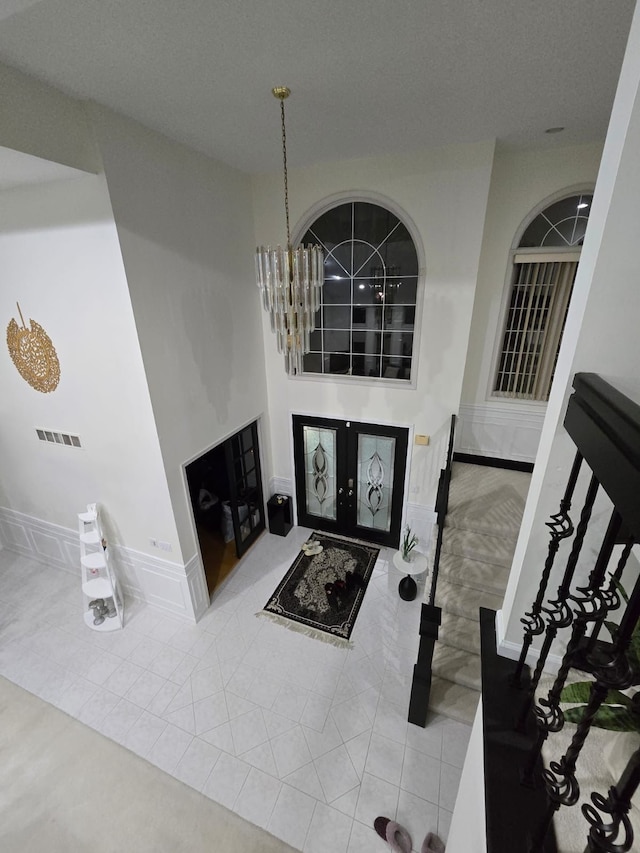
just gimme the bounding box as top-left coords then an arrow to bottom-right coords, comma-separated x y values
302,426 -> 337,521
293,415 -> 407,548
356,434 -> 395,532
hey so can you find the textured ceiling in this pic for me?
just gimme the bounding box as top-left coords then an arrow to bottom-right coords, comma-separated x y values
0,0 -> 636,174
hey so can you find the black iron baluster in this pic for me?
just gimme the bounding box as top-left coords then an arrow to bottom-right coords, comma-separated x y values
530,568 -> 640,853
522,511 -> 622,784
521,587 -> 604,788
585,537 -> 634,655
512,451 -> 582,688
515,474 -> 599,732
583,747 -> 640,852
530,678 -> 610,852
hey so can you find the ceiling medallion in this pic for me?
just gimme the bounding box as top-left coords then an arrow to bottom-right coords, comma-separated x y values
6,302 -> 61,393
255,86 -> 324,375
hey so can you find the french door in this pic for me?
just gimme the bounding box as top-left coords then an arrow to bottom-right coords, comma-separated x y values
226,420 -> 265,558
293,415 -> 408,548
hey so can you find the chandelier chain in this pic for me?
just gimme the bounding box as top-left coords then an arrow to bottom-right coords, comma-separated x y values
257,85 -> 324,375
280,97 -> 291,248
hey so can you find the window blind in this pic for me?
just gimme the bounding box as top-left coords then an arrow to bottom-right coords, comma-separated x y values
494,258 -> 578,401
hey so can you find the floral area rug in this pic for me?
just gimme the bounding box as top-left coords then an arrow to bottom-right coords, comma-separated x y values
258,531 -> 380,647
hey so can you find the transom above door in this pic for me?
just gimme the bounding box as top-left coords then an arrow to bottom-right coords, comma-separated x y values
293,415 -> 408,548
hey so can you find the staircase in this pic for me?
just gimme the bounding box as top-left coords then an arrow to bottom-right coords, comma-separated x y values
428,461 -> 531,723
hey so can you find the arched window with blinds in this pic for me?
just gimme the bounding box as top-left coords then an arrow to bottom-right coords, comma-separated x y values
493,193 -> 592,401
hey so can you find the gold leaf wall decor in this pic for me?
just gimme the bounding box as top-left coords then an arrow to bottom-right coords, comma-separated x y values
6,302 -> 61,393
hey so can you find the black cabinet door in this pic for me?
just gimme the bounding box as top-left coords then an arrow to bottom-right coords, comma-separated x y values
293,415 -> 408,548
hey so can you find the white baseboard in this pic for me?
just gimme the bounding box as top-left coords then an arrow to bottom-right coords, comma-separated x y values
457,403 -> 546,464
497,638 -> 562,675
0,507 -> 203,623
496,610 -> 562,675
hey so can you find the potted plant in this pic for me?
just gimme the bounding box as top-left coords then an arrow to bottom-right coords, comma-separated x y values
559,580 -> 640,785
560,581 -> 640,733
400,526 -> 419,562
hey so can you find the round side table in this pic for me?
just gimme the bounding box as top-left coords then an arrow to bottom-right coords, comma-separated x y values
393,551 -> 428,601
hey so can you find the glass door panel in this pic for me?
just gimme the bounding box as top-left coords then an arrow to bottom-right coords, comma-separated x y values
302,426 -> 338,521
356,434 -> 395,533
226,420 -> 265,556
294,415 -> 407,548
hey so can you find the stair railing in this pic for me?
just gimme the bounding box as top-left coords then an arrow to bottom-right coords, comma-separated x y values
481,373 -> 640,852
407,413 -> 456,727
428,412 -> 457,606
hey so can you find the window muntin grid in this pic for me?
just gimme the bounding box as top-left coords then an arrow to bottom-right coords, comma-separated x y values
300,202 -> 418,382
494,193 -> 590,401
519,193 -> 593,248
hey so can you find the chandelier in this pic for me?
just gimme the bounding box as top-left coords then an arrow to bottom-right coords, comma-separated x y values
255,87 -> 324,375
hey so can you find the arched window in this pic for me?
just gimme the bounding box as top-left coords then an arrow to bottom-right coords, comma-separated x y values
493,192 -> 592,401
299,200 -> 419,381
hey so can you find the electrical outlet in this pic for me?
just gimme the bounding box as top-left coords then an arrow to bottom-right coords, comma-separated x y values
158,540 -> 172,552
415,434 -> 430,446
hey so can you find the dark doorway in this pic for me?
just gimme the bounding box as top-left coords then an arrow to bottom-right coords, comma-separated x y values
186,421 -> 265,596
293,415 -> 408,548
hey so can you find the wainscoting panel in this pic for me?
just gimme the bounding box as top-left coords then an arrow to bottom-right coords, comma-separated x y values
406,502 -> 437,565
0,507 -> 201,623
32,528 -> 78,566
115,546 -> 203,622
457,403 -> 546,464
0,507 -> 78,573
0,517 -> 33,553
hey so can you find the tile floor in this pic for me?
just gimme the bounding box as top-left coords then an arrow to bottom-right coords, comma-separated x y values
0,526 -> 470,852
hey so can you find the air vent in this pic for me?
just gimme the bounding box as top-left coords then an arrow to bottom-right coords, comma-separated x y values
36,428 -> 82,448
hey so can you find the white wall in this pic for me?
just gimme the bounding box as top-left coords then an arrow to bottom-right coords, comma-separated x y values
0,61 -> 98,174
252,141 -> 496,519
0,174 -> 180,558
457,143 -> 602,462
447,703 -> 486,853
92,107 -> 271,564
500,1 -> 640,653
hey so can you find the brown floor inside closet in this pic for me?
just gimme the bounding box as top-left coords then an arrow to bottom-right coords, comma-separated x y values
198,525 -> 240,595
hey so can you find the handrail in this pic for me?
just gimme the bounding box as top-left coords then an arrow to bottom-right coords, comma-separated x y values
408,413 -> 456,727
428,413 -> 457,606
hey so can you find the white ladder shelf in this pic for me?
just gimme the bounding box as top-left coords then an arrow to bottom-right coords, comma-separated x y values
78,504 -> 124,631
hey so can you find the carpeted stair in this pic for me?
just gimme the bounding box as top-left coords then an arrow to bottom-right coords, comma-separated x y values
429,461 -> 531,724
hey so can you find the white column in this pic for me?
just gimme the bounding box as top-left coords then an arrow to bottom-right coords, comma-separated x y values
498,1 -> 640,659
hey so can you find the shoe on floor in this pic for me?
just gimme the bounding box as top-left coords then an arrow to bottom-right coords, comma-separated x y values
373,816 -> 412,853
422,831 -> 445,853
